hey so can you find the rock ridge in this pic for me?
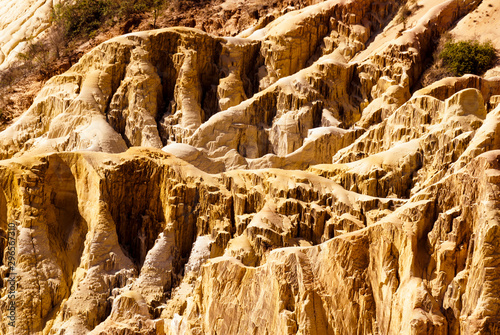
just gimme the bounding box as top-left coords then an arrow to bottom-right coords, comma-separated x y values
1,0 -> 500,334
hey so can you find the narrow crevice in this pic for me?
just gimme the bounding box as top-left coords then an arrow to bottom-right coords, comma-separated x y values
103,45 -> 134,119
102,161 -> 182,269
0,189 -> 7,267
28,225 -> 43,332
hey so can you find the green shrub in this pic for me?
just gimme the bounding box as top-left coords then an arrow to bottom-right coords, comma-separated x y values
53,0 -> 165,38
114,0 -> 165,22
439,40 -> 497,76
115,0 -> 146,16
54,0 -> 111,38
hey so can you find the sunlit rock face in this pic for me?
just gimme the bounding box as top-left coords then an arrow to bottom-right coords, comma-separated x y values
1,0 -> 500,334
0,0 -> 70,70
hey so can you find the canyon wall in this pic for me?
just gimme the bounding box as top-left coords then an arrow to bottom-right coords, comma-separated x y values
1,0 -> 500,334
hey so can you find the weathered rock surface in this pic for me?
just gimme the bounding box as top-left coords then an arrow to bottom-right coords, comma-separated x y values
0,0 -> 68,70
1,0 -> 500,334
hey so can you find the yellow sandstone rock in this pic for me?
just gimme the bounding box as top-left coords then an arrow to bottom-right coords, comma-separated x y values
1,0 -> 500,334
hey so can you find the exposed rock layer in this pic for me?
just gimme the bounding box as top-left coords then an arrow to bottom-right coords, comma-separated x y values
1,0 -> 500,334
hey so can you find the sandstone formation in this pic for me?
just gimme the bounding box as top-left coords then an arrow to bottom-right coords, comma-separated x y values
0,0 -> 319,125
1,0 -> 500,334
0,0 -> 67,70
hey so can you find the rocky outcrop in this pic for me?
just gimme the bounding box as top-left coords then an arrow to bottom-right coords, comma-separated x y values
2,141 -> 500,334
0,0 -> 493,174
0,148 -> 398,334
0,0 -> 68,70
0,0 -> 417,168
1,0 -> 500,334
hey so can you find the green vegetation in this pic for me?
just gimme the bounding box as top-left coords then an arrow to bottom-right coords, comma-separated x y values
53,0 -> 166,38
53,0 -> 110,39
397,1 -> 421,30
0,0 -> 169,123
17,38 -> 51,74
0,0 -> 168,90
439,40 -> 497,76
397,4 -> 412,29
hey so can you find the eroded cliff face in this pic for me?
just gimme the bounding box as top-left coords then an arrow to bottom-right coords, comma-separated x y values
1,0 -> 500,334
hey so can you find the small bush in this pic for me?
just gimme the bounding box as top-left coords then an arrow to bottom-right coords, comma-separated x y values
439,40 -> 497,76
54,0 -> 110,38
397,4 -> 412,27
53,0 -> 166,38
17,39 -> 51,70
